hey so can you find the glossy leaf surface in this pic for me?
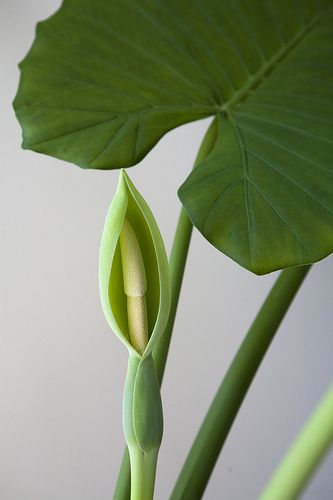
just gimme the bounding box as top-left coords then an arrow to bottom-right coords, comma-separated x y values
14,0 -> 333,273
13,0 -> 218,169
178,3 -> 333,274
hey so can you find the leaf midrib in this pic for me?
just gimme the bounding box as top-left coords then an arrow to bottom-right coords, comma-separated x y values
222,7 -> 329,115
228,114 -> 253,266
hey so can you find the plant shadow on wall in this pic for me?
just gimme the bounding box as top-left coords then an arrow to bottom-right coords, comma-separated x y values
13,1 -> 333,499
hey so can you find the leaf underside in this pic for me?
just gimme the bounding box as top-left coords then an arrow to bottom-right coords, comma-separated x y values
14,0 -> 333,274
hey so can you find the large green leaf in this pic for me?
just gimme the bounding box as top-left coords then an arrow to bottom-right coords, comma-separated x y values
13,0 -> 219,169
179,3 -> 333,274
14,0 -> 333,273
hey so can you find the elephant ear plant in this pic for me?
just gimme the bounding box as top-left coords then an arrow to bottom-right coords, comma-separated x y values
13,0 -> 333,499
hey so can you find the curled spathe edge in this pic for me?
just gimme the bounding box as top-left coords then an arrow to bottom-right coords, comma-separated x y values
99,169 -> 171,361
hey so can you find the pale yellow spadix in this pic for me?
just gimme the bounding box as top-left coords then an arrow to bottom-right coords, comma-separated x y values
120,218 -> 147,296
120,218 -> 148,354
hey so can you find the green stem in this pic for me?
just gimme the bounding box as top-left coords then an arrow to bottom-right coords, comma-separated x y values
128,448 -> 159,500
171,265 -> 311,500
154,116 -> 219,384
153,207 -> 193,384
113,117 -> 219,500
113,451 -> 131,500
260,382 -> 333,500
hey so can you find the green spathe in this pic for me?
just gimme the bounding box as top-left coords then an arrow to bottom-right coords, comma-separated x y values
99,169 -> 171,359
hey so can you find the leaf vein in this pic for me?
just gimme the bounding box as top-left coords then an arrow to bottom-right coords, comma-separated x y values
236,112 -> 333,145
193,0 -> 252,78
181,162 -> 241,193
229,115 -> 253,266
127,0 -> 227,101
237,121 -> 333,176
68,3 -> 219,106
202,177 -> 243,234
239,102 -> 333,125
90,117 -> 131,166
246,147 -> 333,217
248,178 -> 308,253
30,116 -> 124,148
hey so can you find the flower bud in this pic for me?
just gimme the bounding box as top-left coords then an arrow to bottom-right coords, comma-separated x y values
99,170 -> 170,359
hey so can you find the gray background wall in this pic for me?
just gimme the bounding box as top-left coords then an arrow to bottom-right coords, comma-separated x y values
1,1 -> 333,498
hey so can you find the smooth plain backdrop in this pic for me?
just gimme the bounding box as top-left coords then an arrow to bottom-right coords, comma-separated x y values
1,1 -> 333,499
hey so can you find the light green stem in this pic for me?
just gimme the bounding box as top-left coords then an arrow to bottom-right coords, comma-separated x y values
153,207 -> 193,384
113,118 -> 219,500
260,382 -> 333,500
128,448 -> 159,500
122,354 -> 162,500
155,116 -> 220,382
171,265 -> 311,500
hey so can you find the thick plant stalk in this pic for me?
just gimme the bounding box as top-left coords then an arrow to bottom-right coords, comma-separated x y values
154,208 -> 193,384
171,265 -> 311,500
260,382 -> 333,500
113,118 -> 219,500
